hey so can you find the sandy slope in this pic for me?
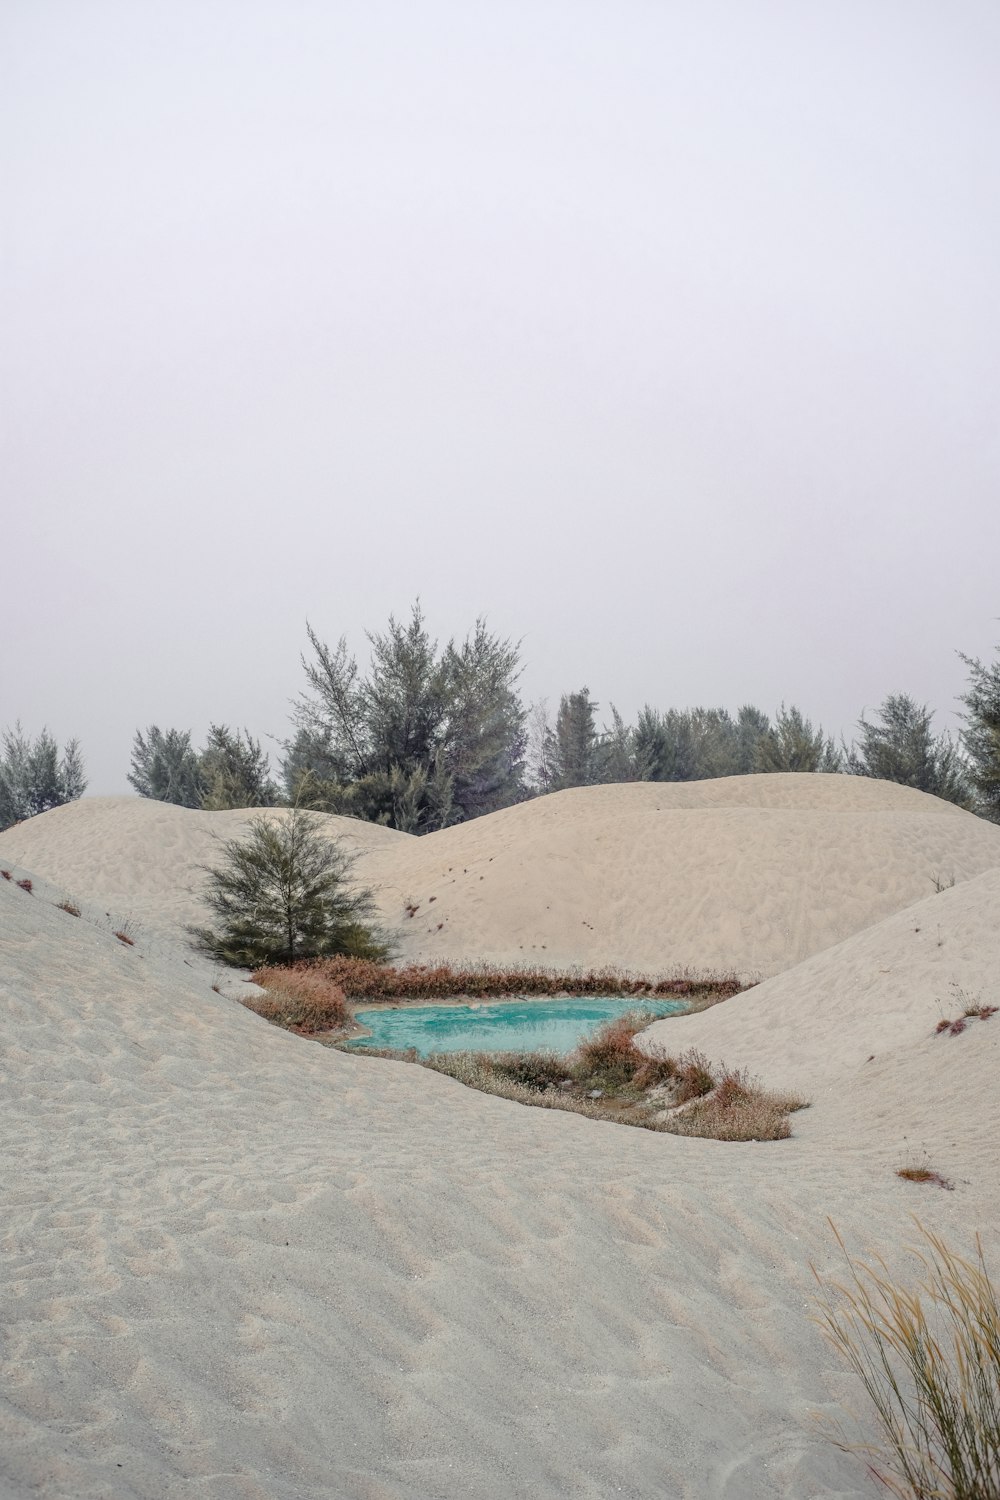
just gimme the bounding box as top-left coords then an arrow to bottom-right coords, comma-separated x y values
642,866 -> 1000,1176
3,774 -> 999,977
1,778 -> 998,1499
0,796 -> 409,942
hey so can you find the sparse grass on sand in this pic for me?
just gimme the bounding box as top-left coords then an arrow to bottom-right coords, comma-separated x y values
814,1221 -> 1000,1499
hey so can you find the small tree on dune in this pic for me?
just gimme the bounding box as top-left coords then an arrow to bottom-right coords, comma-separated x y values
190,807 -> 389,968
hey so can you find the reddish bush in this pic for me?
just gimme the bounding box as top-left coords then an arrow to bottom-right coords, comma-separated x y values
248,967 -> 353,1034
306,956 -> 742,1004
674,1050 -> 716,1103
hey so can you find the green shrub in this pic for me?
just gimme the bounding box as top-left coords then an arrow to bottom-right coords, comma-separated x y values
191,808 -> 389,968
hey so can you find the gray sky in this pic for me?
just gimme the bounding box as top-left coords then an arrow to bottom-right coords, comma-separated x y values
4,1 -> 999,795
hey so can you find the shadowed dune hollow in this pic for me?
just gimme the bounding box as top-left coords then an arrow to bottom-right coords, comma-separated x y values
1,773 -> 999,1499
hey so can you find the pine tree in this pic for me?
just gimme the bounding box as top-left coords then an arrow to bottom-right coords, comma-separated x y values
129,726 -> 204,806
190,808 -> 388,967
199,725 -> 279,810
0,724 -> 88,829
846,694 -> 971,807
959,647 -> 1000,821
539,688 -> 601,790
756,704 -> 841,773
129,725 -> 279,811
289,603 -> 526,831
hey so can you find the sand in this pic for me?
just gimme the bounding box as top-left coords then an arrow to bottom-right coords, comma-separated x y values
4,773 -> 999,976
1,774 -> 999,1498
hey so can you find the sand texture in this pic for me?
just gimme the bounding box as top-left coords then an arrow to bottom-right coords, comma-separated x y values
1,774 -> 999,1498
3,773 -> 999,977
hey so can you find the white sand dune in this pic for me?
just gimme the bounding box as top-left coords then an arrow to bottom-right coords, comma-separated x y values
3,773 -> 999,977
367,775 -> 1000,976
1,776 -> 999,1498
642,865 -> 1000,1175
0,796 -> 410,943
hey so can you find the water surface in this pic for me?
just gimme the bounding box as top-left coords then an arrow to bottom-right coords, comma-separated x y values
345,995 -> 687,1058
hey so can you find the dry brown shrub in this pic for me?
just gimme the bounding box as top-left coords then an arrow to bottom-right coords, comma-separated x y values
632,1049 -> 680,1090
897,1166 -> 954,1191
662,1080 -> 807,1141
248,967 -> 352,1034
307,956 -> 742,1003
674,1049 -> 716,1103
575,1011 -> 652,1085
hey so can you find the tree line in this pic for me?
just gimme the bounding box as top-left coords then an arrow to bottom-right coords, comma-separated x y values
3,604 -> 999,832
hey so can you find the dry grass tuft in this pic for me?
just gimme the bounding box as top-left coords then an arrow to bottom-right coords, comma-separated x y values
934,1001 -> 997,1037
661,1072 -> 809,1141
248,967 -> 353,1034
0,869 -> 11,881
16,878 -> 33,894
674,1050 -> 717,1104
897,1165 -> 954,1191
575,1011 -> 653,1087
813,1220 -> 1000,1498
55,900 -> 81,917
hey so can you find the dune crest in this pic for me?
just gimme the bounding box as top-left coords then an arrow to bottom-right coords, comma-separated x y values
4,774 -> 997,976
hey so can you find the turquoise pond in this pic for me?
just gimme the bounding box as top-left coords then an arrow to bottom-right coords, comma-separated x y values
344,996 -> 688,1058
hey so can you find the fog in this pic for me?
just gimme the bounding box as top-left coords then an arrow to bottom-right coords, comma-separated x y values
4,1 -> 999,793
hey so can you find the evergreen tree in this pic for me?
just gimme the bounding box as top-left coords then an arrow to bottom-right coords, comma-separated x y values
603,703 -> 771,784
199,724 -> 279,810
190,808 -> 388,967
756,704 -> 841,773
289,604 -> 526,832
597,706 -> 647,783
0,724 -> 88,829
632,706 -> 672,781
959,646 -> 1000,821
846,694 -> 971,807
734,705 -> 772,774
129,726 -> 204,806
440,621 -> 527,817
130,724 -> 279,811
539,687 -> 601,790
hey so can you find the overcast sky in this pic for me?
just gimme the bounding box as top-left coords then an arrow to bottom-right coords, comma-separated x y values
4,1 -> 999,794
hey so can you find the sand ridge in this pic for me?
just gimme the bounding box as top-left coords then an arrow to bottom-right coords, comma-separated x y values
3,773 -> 999,977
